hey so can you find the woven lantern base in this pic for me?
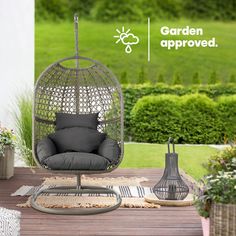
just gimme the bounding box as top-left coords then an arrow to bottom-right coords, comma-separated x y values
144,193 -> 194,207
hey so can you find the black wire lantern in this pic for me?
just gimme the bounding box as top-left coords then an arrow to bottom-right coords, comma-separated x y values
153,138 -> 189,200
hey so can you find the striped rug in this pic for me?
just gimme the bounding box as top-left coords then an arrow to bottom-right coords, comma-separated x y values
12,185 -> 154,198
12,176 -> 161,208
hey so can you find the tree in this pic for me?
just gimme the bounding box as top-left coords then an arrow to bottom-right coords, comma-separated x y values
120,71 -> 128,84
229,74 -> 236,83
172,73 -> 182,85
157,74 -> 165,83
192,72 -> 201,84
208,71 -> 219,84
137,66 -> 147,84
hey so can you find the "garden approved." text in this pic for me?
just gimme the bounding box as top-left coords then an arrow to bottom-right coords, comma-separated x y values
160,26 -> 218,50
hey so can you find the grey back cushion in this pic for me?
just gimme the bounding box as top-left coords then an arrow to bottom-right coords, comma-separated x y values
37,137 -> 57,163
48,127 -> 105,153
56,113 -> 98,130
98,138 -> 120,163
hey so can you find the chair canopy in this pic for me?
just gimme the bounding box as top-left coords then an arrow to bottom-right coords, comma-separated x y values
33,56 -> 124,170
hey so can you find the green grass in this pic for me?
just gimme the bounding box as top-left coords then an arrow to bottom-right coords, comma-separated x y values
36,20 -> 236,84
121,143 -> 218,180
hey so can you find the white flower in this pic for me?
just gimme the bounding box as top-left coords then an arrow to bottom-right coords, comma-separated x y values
206,175 -> 213,179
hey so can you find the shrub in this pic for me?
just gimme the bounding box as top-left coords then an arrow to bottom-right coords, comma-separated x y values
14,93 -> 35,166
205,146 -> 236,175
217,95 -> 236,142
35,0 -> 236,22
67,0 -> 95,19
120,71 -> 128,84
92,0 -> 143,22
122,84 -> 236,139
184,0 -> 236,21
130,93 -> 234,144
229,74 -> 236,83
172,73 -> 182,85
142,0 -> 182,20
137,66 -> 147,84
208,71 -> 219,84
131,95 -> 182,143
157,74 -> 165,83
192,72 -> 201,85
35,0 -> 68,22
180,94 -> 222,144
35,0 -> 95,22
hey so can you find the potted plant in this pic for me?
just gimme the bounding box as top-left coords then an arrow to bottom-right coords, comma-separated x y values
205,146 -> 236,174
0,126 -> 15,179
195,146 -> 236,236
195,171 -> 236,236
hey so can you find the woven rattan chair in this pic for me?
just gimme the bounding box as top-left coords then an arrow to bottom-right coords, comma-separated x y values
31,14 -> 124,215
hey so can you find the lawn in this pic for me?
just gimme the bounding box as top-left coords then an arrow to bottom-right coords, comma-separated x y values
121,143 -> 218,180
36,20 -> 236,84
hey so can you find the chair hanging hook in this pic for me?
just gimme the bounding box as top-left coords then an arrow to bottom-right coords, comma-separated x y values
74,13 -> 79,59
74,13 -> 79,23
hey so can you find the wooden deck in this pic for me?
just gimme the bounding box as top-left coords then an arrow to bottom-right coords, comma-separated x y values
0,168 -> 202,236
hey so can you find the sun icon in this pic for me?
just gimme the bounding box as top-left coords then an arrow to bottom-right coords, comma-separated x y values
113,26 -> 139,54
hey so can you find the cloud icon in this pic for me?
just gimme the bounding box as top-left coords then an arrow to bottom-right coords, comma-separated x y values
121,33 -> 139,45
114,27 -> 139,54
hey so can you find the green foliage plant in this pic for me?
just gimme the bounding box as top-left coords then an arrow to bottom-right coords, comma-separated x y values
204,146 -> 236,175
195,171 -> 236,217
14,93 -> 35,166
0,126 -> 15,155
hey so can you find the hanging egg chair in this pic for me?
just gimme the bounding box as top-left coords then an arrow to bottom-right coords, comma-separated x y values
31,14 -> 124,215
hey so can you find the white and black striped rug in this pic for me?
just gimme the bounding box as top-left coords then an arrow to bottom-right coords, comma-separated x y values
12,185 -> 154,198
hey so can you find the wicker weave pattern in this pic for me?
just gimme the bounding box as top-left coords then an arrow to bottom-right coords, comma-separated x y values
34,57 -> 123,170
210,203 -> 236,236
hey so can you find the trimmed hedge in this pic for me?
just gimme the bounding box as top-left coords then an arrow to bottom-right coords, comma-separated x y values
131,95 -> 182,143
217,95 -> 236,142
130,94 -> 236,144
180,94 -> 222,144
122,84 -> 236,139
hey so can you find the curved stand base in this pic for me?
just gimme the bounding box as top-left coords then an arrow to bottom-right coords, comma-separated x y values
31,185 -> 122,215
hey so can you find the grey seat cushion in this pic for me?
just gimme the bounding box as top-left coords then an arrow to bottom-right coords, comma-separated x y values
98,138 -> 120,163
43,152 -> 110,170
37,137 -> 57,163
56,113 -> 98,130
48,127 -> 106,153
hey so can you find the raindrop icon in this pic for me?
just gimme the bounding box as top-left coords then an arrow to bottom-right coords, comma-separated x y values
125,45 -> 132,54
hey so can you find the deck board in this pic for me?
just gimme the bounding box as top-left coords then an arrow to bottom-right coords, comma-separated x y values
0,168 -> 202,236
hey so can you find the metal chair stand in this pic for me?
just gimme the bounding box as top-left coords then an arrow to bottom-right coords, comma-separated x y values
31,174 -> 122,215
